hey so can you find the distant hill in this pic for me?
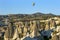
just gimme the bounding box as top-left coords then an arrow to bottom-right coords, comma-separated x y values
0,12 -> 59,21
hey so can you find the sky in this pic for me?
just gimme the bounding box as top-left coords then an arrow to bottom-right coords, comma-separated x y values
0,0 -> 60,15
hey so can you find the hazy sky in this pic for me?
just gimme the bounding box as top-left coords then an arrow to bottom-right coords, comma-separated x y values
0,0 -> 60,15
